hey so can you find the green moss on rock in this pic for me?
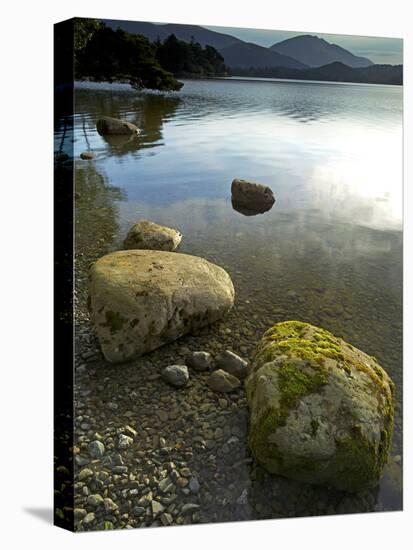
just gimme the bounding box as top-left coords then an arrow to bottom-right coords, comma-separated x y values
246,320 -> 395,492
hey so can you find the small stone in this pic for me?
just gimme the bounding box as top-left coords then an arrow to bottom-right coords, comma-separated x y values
78,468 -> 94,481
176,477 -> 189,488
103,498 -> 118,513
74,508 -> 87,520
118,434 -> 133,449
87,494 -> 103,507
181,503 -> 200,515
124,425 -> 137,438
88,440 -> 105,459
83,512 -> 95,525
137,492 -> 153,507
159,477 -> 174,493
162,365 -> 189,388
160,512 -> 173,526
151,500 -> 165,516
80,151 -> 95,160
207,369 -> 240,393
186,351 -> 213,372
113,465 -> 128,474
216,350 -> 250,380
189,477 -> 200,494
214,427 -> 223,440
132,506 -> 145,517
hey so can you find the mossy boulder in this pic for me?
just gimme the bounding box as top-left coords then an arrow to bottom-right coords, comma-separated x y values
89,250 -> 234,363
245,321 -> 394,492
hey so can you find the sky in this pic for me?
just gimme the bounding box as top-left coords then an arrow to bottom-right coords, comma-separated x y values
207,25 -> 403,65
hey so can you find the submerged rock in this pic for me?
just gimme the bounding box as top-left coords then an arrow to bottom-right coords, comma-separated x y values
216,349 -> 250,379
89,250 -> 234,363
96,116 -> 140,136
207,369 -> 241,393
231,179 -> 275,211
246,321 -> 394,492
123,220 -> 182,252
162,364 -> 189,388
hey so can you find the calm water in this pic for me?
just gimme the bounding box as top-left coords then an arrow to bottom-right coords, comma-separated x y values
59,78 -> 403,512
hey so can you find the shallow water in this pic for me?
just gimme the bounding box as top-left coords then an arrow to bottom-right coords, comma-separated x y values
58,77 -> 402,517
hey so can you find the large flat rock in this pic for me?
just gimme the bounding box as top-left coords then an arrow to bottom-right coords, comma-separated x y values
89,250 -> 235,363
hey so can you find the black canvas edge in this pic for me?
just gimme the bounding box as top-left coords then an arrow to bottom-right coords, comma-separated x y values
54,18 -> 75,532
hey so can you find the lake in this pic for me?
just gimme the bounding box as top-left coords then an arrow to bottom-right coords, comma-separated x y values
59,77 -> 402,520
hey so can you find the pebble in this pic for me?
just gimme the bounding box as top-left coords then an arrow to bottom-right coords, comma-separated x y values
216,350 -> 250,380
162,364 -> 189,388
189,477 -> 200,494
160,512 -> 173,526
83,512 -> 95,525
151,500 -> 165,516
207,369 -> 241,393
181,503 -> 200,515
88,440 -> 105,458
78,468 -> 94,481
118,434 -> 133,449
103,498 -> 119,513
137,492 -> 153,507
186,351 -> 213,371
87,494 -> 103,507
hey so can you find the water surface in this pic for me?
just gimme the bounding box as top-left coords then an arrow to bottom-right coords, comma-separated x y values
60,77 -> 402,514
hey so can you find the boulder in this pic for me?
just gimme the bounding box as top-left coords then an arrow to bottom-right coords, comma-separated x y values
123,220 -> 182,252
162,365 -> 189,388
246,321 -> 394,492
216,350 -> 250,379
207,369 -> 241,393
231,179 -> 275,211
186,351 -> 213,372
89,250 -> 234,363
96,116 -> 140,136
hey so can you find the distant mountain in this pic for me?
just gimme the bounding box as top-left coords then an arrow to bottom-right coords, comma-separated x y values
219,41 -> 307,69
270,35 -> 373,68
231,62 -> 402,85
102,19 -> 305,70
103,19 -> 241,49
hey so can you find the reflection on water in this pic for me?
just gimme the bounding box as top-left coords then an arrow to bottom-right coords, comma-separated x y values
67,78 -> 402,514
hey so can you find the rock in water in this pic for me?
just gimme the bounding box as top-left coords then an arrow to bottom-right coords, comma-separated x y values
123,220 -> 182,252
207,369 -> 241,393
89,250 -> 234,363
245,321 -> 394,492
96,116 -> 140,136
216,350 -> 250,379
231,179 -> 275,211
80,151 -> 95,160
162,365 -> 189,388
186,351 -> 213,372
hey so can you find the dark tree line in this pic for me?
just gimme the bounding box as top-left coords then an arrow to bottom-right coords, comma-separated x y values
74,19 -> 228,91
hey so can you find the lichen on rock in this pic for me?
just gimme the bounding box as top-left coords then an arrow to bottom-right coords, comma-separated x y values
245,321 -> 394,492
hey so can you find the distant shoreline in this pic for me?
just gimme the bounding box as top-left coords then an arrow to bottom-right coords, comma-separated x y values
74,76 -> 402,92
